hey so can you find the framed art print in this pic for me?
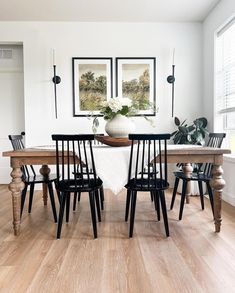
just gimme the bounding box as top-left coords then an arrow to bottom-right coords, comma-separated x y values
73,57 -> 113,116
116,57 -> 156,116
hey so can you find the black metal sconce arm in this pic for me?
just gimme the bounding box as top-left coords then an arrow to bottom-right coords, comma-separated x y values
167,65 -> 175,118
52,65 -> 61,119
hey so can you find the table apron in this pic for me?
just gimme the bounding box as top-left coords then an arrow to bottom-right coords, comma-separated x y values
154,154 -> 223,164
10,156 -> 80,167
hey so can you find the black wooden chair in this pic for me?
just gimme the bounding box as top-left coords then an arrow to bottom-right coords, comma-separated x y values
52,134 -> 103,239
8,134 -> 57,222
125,134 -> 170,238
73,134 -> 104,211
170,132 -> 226,220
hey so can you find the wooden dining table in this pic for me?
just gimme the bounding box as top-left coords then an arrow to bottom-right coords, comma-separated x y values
2,145 -> 231,236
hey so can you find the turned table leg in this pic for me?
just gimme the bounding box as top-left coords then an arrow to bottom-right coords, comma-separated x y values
39,165 -> 50,206
183,163 -> 193,204
9,163 -> 25,236
210,164 -> 225,232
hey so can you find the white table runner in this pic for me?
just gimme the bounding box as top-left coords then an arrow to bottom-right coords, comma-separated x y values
92,144 -> 200,195
92,145 -> 131,195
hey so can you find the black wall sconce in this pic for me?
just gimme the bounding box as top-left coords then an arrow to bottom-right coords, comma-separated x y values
52,50 -> 61,119
167,49 -> 176,117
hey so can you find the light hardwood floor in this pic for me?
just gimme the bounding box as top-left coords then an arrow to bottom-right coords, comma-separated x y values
0,184 -> 235,293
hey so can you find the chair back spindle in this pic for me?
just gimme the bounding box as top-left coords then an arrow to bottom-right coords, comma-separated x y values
127,134 -> 170,191
52,134 -> 99,192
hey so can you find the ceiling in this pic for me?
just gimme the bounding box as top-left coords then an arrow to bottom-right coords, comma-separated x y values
0,0 -> 220,22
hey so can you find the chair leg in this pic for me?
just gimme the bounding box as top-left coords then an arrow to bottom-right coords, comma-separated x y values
77,192 -> 81,202
129,191 -> 137,238
99,186 -> 104,210
73,192 -> 77,211
206,182 -> 214,216
28,183 -> 35,213
21,183 -> 28,217
153,191 -> 160,221
150,191 -> 154,202
48,182 -> 57,223
159,191 -> 170,237
125,189 -> 131,222
89,191 -> 97,238
57,192 -> 66,239
198,181 -> 204,210
170,177 -> 180,210
66,192 -> 71,223
95,190 -> 101,222
179,180 -> 187,220
55,186 -> 61,205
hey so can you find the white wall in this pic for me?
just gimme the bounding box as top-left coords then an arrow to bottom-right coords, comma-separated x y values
0,21 -> 203,183
0,44 -> 24,182
203,0 -> 235,205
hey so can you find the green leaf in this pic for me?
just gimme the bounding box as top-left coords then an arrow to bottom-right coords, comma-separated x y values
178,126 -> 188,134
174,117 -> 180,126
180,119 -> 187,126
180,136 -> 188,144
174,133 -> 181,144
197,117 -> 208,128
120,106 -> 129,116
193,119 -> 203,128
187,134 -> 192,142
170,130 -> 178,137
187,125 -> 195,132
193,131 -> 203,143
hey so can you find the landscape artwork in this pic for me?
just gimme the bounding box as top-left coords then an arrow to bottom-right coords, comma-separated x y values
73,58 -> 112,116
116,58 -> 156,116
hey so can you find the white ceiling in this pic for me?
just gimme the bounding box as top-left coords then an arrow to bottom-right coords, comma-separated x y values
0,0 -> 220,22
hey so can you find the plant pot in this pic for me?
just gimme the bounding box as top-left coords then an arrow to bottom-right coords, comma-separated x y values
105,114 -> 135,138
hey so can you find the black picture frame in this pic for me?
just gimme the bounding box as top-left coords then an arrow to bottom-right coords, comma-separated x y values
115,57 -> 156,116
72,57 -> 113,117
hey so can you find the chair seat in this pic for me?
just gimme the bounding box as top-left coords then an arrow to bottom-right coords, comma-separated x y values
125,178 -> 169,191
174,171 -> 211,182
57,178 -> 103,192
23,174 -> 57,184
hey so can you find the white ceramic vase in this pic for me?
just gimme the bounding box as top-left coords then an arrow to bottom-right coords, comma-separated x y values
105,114 -> 135,138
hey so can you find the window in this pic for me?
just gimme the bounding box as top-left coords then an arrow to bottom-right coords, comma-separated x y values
215,18 -> 235,151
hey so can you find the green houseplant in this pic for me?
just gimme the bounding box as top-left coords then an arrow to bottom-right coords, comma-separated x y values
171,117 -> 208,145
171,116 -> 209,174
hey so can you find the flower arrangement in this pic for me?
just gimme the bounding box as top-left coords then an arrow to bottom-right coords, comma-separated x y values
100,97 -> 139,120
90,97 -> 155,133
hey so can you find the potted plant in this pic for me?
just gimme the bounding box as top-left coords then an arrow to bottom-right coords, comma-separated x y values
170,116 -> 208,194
171,116 -> 208,145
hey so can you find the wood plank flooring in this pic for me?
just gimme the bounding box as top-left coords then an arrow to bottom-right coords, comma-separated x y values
0,184 -> 235,292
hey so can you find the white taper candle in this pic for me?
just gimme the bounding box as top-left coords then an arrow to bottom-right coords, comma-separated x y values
172,48 -> 175,65
53,49 -> 56,65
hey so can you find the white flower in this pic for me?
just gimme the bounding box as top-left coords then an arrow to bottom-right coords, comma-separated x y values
108,98 -> 122,112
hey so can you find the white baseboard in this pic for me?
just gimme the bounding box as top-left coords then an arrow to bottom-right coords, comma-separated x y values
222,191 -> 235,206
0,169 -> 11,184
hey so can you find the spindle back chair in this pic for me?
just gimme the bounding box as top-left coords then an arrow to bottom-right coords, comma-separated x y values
125,133 -> 171,237
52,134 -> 103,239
